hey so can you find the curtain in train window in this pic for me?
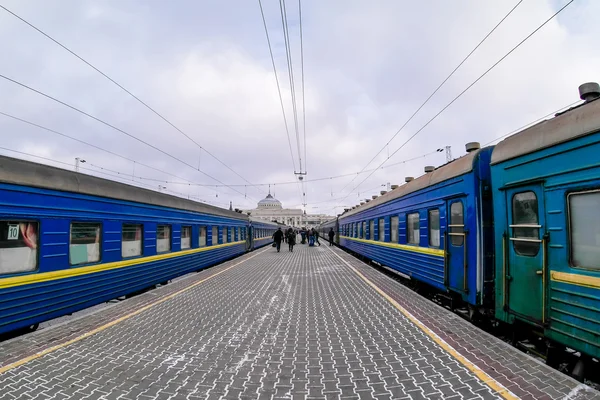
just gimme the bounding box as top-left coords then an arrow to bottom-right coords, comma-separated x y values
157,225 -> 171,253
122,224 -> 142,258
390,217 -> 399,243
429,209 -> 440,247
70,222 -> 101,265
569,191 -> 600,269
407,213 -> 420,245
511,192 -> 539,256
199,226 -> 207,247
181,226 -> 191,249
378,218 -> 385,242
0,221 -> 38,274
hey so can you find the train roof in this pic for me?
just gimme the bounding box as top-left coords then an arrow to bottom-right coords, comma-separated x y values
0,155 -> 248,221
491,97 -> 600,165
340,148 -> 485,220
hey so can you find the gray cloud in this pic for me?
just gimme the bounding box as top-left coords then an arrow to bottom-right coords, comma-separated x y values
0,0 -> 598,215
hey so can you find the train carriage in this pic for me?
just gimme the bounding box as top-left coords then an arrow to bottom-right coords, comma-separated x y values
0,155 -> 259,336
336,143 -> 495,309
491,84 -> 600,365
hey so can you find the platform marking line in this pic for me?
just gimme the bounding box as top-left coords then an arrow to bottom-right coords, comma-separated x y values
326,246 -> 519,400
0,247 -> 270,375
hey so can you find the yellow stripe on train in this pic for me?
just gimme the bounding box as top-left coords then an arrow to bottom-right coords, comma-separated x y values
551,271 -> 600,290
0,241 -> 246,290
340,236 -> 445,257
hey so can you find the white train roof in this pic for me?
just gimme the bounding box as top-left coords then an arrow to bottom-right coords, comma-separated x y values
340,148 -> 483,220
491,98 -> 600,165
0,155 -> 248,221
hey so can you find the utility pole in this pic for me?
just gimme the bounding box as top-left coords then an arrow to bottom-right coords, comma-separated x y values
445,146 -> 452,163
74,157 -> 86,172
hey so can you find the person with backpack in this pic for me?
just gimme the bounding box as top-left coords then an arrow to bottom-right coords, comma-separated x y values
272,228 -> 284,252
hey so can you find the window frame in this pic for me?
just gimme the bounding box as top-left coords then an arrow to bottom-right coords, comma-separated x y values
181,225 -> 192,250
378,218 -> 385,242
390,216 -> 399,243
428,209 -> 440,248
199,226 -> 207,247
369,220 -> 375,241
0,219 -> 40,275
156,224 -> 172,253
449,202 -> 465,247
69,221 -> 102,266
122,223 -> 143,258
212,225 -> 218,245
406,212 -> 420,245
567,189 -> 600,271
510,191 -> 540,257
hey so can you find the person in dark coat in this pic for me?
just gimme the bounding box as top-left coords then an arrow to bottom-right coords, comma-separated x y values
300,229 -> 307,244
273,228 -> 284,252
328,228 -> 335,246
287,228 -> 296,252
312,228 -> 321,246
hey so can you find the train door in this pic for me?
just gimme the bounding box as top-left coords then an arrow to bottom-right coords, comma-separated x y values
506,186 -> 546,324
247,226 -> 254,251
447,199 -> 468,293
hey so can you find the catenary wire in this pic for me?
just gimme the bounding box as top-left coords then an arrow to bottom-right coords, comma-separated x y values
257,0 -> 298,175
279,0 -> 303,173
0,73 -> 255,202
0,4 -> 264,195
0,110 -> 231,201
338,0 -> 525,195
345,0 -> 575,200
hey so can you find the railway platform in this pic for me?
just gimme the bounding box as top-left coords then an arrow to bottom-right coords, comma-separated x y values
0,243 -> 597,400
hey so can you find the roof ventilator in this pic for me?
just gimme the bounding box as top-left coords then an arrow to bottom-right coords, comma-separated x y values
380,190 -> 387,195
424,166 -> 435,173
405,177 -> 414,183
579,82 -> 600,102
372,195 -> 378,199
465,142 -> 480,153
391,184 -> 399,190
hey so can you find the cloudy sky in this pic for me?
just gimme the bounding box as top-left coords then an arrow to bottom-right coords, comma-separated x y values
0,0 -> 598,215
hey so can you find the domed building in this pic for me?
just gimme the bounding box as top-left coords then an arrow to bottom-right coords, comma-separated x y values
243,192 -> 332,228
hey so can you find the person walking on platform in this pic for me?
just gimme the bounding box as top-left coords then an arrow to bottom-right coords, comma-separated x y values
273,228 -> 284,252
287,228 -> 296,252
328,228 -> 335,246
300,228 -> 307,244
312,228 -> 321,246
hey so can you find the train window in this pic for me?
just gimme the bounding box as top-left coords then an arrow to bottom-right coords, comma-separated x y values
0,221 -> 38,274
390,217 -> 398,243
429,209 -> 440,247
450,202 -> 464,246
122,224 -> 142,258
181,226 -> 191,249
407,213 -> 420,245
369,220 -> 374,240
223,227 -> 229,244
157,225 -> 171,253
378,218 -> 385,242
569,191 -> 600,269
511,192 -> 539,256
199,226 -> 207,247
212,226 -> 218,245
361,222 -> 366,239
70,222 -> 101,265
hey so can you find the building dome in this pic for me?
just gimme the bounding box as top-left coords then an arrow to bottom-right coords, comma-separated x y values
258,193 -> 282,209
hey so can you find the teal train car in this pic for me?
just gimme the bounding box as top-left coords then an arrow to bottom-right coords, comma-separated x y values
491,83 -> 600,376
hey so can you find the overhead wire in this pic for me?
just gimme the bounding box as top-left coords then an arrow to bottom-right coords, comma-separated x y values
0,4 -> 264,196
257,0 -> 297,174
0,73 -> 255,203
278,0 -> 303,173
338,0 -> 524,195
344,0 -> 575,200
0,110 -> 230,202
298,0 -> 307,174
0,146 -> 231,208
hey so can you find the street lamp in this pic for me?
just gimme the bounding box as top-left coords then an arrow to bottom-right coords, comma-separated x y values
74,157 -> 86,172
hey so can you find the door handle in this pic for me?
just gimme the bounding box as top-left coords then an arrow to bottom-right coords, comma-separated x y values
536,270 -> 543,275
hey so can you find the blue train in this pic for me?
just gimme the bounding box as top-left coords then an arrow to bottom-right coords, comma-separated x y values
320,82 -> 600,380
0,156 -> 277,336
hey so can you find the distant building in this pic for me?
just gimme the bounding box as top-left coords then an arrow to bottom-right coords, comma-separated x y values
242,193 -> 332,228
